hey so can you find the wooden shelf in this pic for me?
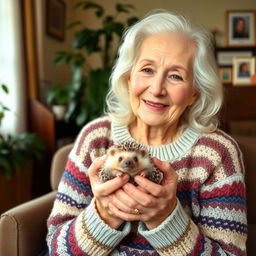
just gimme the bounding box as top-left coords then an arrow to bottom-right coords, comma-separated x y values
220,85 -> 256,132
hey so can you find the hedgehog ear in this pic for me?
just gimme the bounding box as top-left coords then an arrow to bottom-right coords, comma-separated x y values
140,150 -> 147,157
109,148 -> 116,156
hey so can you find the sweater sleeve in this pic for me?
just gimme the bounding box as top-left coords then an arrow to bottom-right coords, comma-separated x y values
138,132 -> 247,255
138,174 -> 247,255
46,117 -> 131,255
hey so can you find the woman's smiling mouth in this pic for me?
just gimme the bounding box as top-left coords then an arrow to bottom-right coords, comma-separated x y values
143,100 -> 169,110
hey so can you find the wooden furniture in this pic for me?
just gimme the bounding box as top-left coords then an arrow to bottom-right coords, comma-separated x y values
220,85 -> 256,134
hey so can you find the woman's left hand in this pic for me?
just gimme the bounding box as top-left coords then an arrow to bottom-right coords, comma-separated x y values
108,157 -> 178,230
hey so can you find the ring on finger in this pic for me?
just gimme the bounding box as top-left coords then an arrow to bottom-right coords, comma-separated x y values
133,208 -> 141,215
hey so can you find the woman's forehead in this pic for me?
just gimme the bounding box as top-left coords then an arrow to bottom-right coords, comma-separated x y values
136,33 -> 195,68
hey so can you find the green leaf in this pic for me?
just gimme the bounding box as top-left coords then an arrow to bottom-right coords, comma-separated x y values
47,84 -> 69,105
3,106 -> 10,111
76,107 -> 88,126
66,21 -> 82,30
54,51 -> 74,65
112,22 -> 124,37
1,84 -> 9,94
0,155 -> 11,171
76,1 -> 104,17
127,16 -> 139,26
73,66 -> 82,82
116,4 -> 134,13
65,100 -> 77,121
73,29 -> 101,53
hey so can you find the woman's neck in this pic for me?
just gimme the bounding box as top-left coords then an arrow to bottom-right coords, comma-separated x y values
129,119 -> 181,146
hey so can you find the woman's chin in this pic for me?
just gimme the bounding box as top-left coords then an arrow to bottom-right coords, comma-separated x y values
138,116 -> 168,128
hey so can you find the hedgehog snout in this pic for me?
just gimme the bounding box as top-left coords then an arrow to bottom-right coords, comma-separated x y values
122,159 -> 135,169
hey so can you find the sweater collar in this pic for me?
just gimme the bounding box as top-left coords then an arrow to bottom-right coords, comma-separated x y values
111,122 -> 201,161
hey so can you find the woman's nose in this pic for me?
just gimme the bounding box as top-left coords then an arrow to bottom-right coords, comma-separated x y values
149,75 -> 166,96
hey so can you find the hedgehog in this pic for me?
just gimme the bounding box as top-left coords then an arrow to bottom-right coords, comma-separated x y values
99,141 -> 163,184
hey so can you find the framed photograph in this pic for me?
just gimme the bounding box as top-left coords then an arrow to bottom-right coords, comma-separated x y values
233,57 -> 255,85
226,10 -> 256,47
46,0 -> 66,41
216,50 -> 253,66
219,67 -> 232,84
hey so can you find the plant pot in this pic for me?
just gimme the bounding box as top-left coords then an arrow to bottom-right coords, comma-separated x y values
0,163 -> 33,214
52,105 -> 66,121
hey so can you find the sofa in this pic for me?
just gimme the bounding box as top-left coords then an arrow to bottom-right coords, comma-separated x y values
0,136 -> 255,256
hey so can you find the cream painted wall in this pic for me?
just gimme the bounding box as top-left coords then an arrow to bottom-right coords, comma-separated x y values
88,0 -> 256,46
35,0 -> 75,102
36,0 -> 256,102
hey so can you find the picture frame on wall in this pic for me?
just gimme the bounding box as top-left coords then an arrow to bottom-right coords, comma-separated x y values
226,10 -> 256,47
46,0 -> 66,41
219,67 -> 232,84
232,57 -> 255,85
216,50 -> 253,66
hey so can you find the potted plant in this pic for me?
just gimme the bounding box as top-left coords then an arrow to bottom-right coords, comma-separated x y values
53,1 -> 138,127
47,84 -> 69,120
0,83 -> 45,213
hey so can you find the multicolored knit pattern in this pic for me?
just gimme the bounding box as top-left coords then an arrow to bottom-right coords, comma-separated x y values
47,116 -> 247,255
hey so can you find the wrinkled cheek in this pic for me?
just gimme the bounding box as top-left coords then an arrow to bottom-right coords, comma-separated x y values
128,75 -> 146,112
129,75 -> 146,97
170,88 -> 191,106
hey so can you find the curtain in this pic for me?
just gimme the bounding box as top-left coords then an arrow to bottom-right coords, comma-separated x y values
0,0 -> 26,135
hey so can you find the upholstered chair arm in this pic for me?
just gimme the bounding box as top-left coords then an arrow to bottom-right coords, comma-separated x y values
0,191 -> 56,256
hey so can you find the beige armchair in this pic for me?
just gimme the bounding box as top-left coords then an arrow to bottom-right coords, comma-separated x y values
0,143 -> 73,256
0,137 -> 255,256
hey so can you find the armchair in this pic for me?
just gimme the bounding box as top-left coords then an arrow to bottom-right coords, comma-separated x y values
0,143 -> 73,256
0,136 -> 255,255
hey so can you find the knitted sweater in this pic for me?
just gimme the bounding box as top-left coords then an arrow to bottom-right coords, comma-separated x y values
47,115 -> 247,255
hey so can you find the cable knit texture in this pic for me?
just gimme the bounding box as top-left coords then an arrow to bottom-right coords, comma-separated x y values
47,115 -> 247,255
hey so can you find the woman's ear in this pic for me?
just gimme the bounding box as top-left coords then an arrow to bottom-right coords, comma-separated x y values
127,75 -> 131,89
189,90 -> 199,106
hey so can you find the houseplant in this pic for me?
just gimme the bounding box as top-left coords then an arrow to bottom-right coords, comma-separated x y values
0,83 -> 45,179
47,84 -> 69,120
0,83 -> 10,127
53,1 -> 138,127
0,83 -> 45,212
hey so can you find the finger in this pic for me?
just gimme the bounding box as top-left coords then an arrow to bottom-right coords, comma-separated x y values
137,186 -> 148,193
123,183 -> 156,207
94,174 -> 130,196
134,175 -> 165,197
110,193 -> 134,213
108,202 -> 141,222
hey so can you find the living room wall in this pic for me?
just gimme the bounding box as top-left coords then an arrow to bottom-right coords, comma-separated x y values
35,0 -> 256,103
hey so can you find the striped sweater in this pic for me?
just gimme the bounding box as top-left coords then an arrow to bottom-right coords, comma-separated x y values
47,115 -> 247,255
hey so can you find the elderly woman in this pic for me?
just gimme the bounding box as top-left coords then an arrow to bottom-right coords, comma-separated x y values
47,11 -> 247,255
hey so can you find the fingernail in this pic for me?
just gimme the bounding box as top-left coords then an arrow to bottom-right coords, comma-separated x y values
123,183 -> 129,190
135,176 -> 143,183
122,174 -> 130,182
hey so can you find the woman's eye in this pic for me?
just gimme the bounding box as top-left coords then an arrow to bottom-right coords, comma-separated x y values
169,74 -> 183,81
142,68 -> 153,74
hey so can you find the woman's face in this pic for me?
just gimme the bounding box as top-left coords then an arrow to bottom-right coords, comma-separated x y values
127,33 -> 198,129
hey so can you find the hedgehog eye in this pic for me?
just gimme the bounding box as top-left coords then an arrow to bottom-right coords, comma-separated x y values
133,156 -> 138,162
118,157 -> 123,162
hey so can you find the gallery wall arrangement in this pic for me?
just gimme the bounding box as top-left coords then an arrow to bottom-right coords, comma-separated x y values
216,10 -> 256,86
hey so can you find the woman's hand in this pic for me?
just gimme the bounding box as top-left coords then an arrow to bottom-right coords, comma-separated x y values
108,158 -> 178,230
88,156 -> 130,229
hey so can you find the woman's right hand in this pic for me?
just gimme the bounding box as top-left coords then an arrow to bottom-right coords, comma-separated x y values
88,156 -> 130,229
